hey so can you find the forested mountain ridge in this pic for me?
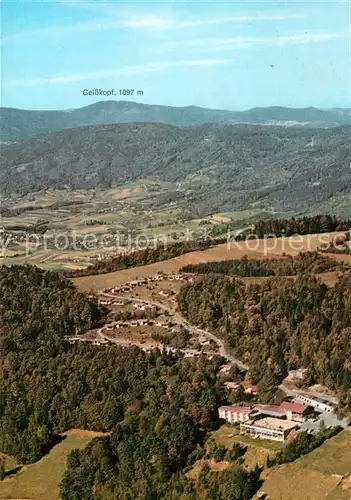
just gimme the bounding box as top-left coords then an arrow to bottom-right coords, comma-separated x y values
1,101 -> 350,142
1,123 -> 350,214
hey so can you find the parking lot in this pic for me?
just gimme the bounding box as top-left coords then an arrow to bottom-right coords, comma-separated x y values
300,411 -> 349,432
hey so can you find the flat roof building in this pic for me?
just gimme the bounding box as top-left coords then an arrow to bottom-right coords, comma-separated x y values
294,393 -> 336,413
240,417 -> 298,442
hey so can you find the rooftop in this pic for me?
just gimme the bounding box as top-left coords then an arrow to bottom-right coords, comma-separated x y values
280,401 -> 309,414
244,383 -> 259,391
295,393 -> 336,406
244,417 -> 298,431
219,405 -> 254,414
254,404 -> 285,414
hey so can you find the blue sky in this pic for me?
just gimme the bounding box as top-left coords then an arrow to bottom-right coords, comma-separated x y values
1,0 -> 350,110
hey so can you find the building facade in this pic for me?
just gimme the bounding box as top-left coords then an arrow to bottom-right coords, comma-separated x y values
218,405 -> 254,424
279,401 -> 311,422
294,393 -> 336,413
240,417 -> 297,442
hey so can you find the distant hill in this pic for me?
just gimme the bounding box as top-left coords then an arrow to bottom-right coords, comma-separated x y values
1,122 -> 350,214
1,101 -> 350,142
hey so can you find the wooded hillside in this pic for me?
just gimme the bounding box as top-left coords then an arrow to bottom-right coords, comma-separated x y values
178,273 -> 351,406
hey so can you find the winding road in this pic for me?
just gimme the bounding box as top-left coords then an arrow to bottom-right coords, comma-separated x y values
91,294 -> 331,400
94,293 -> 343,401
99,292 -> 249,371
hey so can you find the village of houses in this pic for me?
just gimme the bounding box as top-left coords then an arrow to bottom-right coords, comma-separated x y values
69,271 -> 215,356
68,271 -> 348,443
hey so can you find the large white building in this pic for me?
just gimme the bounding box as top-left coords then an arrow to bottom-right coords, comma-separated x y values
218,405 -> 254,424
294,393 -> 336,413
240,417 -> 298,442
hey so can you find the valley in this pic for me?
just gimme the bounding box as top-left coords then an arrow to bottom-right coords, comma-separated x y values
0,183 -> 269,270
1,122 -> 350,217
2,0 -> 351,497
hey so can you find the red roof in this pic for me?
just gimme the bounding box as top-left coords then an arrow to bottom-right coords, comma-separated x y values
219,405 -> 254,414
244,384 -> 259,392
254,404 -> 285,414
279,401 -> 309,414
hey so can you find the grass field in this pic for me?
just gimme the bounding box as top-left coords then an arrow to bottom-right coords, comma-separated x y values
296,429 -> 351,476
73,232 -> 350,292
186,425 -> 276,480
211,425 -> 279,470
261,464 -> 343,500
186,459 -> 230,479
326,479 -> 351,500
210,209 -> 275,222
0,429 -> 104,500
258,430 -> 351,500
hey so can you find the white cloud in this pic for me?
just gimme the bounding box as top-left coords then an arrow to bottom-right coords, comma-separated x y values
6,58 -> 234,88
2,19 -> 122,43
2,11 -> 305,43
121,12 -> 305,30
167,33 -> 341,48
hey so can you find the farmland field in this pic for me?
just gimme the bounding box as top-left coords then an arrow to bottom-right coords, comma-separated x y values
73,232 -> 350,292
261,464 -> 343,500
0,430 -> 104,500
0,184 -> 288,270
296,429 -> 351,476
258,430 -> 351,500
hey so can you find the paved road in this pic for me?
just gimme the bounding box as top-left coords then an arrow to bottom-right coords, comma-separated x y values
102,293 -> 249,370
79,294 -> 342,409
96,294 -> 345,409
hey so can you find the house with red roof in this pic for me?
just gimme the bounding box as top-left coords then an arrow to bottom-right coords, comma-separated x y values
243,382 -> 259,395
279,401 -> 312,422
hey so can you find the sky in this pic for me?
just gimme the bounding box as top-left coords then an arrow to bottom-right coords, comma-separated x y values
1,0 -> 350,110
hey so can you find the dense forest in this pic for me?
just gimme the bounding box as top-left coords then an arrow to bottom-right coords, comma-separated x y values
180,252 -> 348,278
1,263 -> 350,497
212,214 -> 351,240
178,273 -> 351,407
3,102 -> 349,143
0,265 -> 261,498
0,265 -> 103,353
60,412 -> 260,500
250,214 -> 351,238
